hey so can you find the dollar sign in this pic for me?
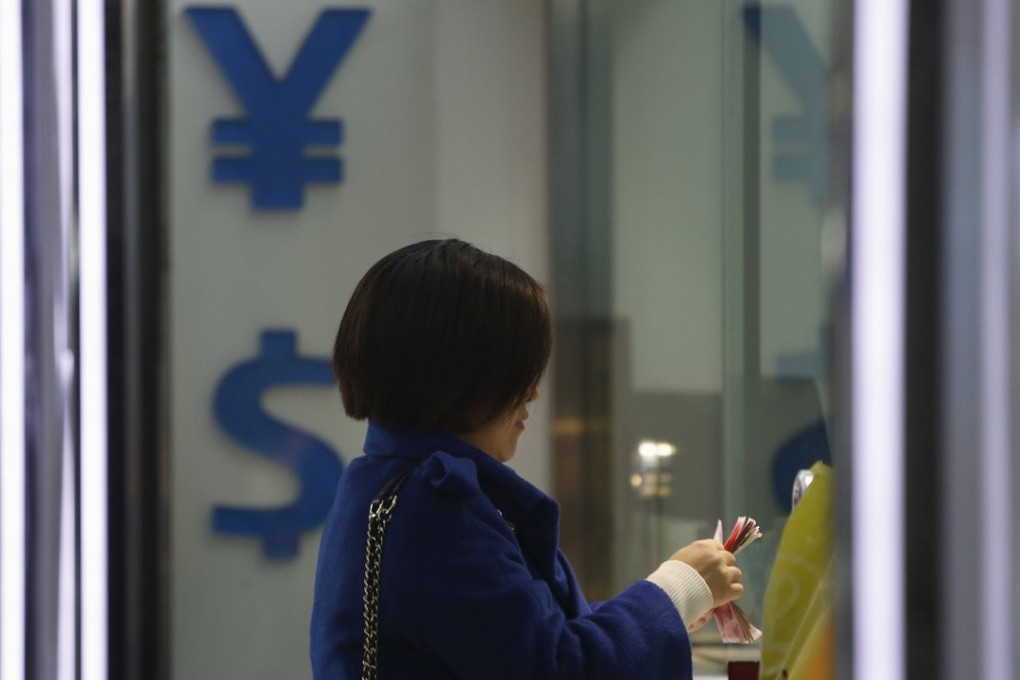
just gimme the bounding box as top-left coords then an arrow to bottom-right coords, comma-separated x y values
212,329 -> 343,559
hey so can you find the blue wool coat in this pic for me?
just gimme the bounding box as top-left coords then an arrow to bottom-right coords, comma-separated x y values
310,422 -> 693,679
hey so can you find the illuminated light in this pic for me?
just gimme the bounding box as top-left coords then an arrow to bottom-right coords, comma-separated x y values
638,441 -> 658,460
0,0 -> 27,676
77,0 -> 108,678
632,441 -> 678,499
638,440 -> 678,460
852,0 -> 908,678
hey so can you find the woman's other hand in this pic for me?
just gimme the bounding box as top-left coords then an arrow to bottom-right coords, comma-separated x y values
669,539 -> 744,608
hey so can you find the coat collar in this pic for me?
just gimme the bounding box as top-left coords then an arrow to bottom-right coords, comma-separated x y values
364,421 -> 576,614
363,420 -> 557,539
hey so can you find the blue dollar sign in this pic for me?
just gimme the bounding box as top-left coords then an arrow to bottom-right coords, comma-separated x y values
212,329 -> 343,559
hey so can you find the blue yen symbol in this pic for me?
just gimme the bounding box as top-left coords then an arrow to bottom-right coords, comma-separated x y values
185,7 -> 371,209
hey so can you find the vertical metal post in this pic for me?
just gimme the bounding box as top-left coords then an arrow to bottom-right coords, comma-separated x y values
548,0 -> 617,600
0,0 -> 28,676
903,1 -> 944,678
78,0 -> 110,676
976,0 -> 1012,675
23,0 -> 78,677
107,0 -> 168,675
850,1 -> 909,679
940,0 -> 1015,677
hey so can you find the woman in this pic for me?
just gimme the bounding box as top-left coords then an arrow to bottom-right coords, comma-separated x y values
310,239 -> 743,679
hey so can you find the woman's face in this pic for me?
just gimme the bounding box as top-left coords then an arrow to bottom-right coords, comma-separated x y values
459,386 -> 539,462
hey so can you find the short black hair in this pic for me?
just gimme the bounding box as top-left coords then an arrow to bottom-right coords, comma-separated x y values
333,239 -> 552,433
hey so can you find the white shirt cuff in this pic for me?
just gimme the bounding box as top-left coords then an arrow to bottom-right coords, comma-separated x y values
645,560 -> 714,628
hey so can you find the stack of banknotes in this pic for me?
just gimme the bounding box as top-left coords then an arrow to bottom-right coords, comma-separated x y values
712,516 -> 763,643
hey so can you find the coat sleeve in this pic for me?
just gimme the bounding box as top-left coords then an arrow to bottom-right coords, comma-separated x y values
381,479 -> 694,680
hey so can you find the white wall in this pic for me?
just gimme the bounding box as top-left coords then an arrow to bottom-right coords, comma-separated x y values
167,2 -> 547,677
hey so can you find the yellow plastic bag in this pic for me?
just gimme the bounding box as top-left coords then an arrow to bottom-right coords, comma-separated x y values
759,461 -> 834,680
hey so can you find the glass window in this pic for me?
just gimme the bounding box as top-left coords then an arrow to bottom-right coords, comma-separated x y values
552,1 -> 838,673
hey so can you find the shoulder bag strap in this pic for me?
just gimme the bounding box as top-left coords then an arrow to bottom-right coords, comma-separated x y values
362,463 -> 420,680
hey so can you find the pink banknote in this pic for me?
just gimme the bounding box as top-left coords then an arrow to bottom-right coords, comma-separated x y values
712,517 -> 763,643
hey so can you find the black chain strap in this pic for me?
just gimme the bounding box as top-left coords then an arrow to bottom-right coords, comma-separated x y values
361,465 -> 419,680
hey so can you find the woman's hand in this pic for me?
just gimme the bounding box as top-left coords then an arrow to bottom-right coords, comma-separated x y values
669,539 -> 744,608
